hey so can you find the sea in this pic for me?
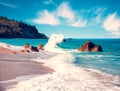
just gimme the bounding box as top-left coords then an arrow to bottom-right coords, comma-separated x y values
0,34 -> 120,91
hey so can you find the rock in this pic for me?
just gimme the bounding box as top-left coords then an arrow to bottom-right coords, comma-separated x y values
92,45 -> 103,52
30,46 -> 39,52
21,44 -> 31,53
78,40 -> 103,52
24,44 -> 30,49
0,16 -> 47,38
38,44 -> 44,50
63,39 -> 66,42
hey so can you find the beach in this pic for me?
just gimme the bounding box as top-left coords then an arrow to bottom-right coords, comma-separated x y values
0,0 -> 120,90
0,35 -> 120,91
0,47 -> 53,91
1,52 -> 120,91
0,58 -> 53,81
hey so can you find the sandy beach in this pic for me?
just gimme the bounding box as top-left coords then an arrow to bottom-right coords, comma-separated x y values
0,47 -> 53,90
0,59 -> 53,81
0,47 -> 16,54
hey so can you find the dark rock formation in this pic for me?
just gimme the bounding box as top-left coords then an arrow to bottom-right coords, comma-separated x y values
78,40 -> 103,52
91,45 -> 103,52
38,44 -> 44,50
63,39 -> 66,42
30,46 -> 39,52
0,16 -> 47,38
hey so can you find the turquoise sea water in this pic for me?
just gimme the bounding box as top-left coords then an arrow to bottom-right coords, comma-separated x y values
0,38 -> 120,75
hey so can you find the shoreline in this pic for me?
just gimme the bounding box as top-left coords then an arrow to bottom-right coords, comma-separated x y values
0,59 -> 53,82
0,43 -> 120,91
0,47 -> 54,90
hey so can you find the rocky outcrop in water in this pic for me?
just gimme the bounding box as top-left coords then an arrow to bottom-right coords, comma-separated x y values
78,40 -> 103,52
0,16 -> 47,38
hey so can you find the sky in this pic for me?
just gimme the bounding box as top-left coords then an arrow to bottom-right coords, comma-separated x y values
0,0 -> 120,38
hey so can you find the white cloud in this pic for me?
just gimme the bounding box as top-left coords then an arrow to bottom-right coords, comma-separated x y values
57,2 -> 75,21
71,18 -> 87,27
32,2 -> 86,27
56,2 -> 86,27
91,14 -> 101,24
32,10 -> 59,25
94,7 -> 107,14
0,2 -> 17,8
43,0 -> 54,5
95,14 -> 101,23
95,7 -> 106,23
103,13 -> 120,36
80,7 -> 106,26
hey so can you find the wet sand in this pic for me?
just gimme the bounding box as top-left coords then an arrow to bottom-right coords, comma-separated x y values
0,55 -> 53,91
0,47 -> 53,91
0,47 -> 53,81
0,60 -> 53,81
0,47 -> 16,54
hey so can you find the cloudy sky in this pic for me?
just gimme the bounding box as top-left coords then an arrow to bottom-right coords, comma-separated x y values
0,0 -> 120,38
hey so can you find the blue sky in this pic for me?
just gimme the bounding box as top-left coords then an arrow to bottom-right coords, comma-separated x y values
0,0 -> 120,38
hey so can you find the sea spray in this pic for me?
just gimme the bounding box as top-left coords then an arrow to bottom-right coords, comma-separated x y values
34,53 -> 75,74
33,34 -> 75,73
44,34 -> 64,52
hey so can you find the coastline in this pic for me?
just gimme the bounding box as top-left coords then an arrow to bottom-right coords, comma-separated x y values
0,39 -> 120,91
0,47 -> 54,90
0,59 -> 53,81
0,47 -> 16,54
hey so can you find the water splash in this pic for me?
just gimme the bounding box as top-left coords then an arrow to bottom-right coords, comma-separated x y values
44,34 -> 64,52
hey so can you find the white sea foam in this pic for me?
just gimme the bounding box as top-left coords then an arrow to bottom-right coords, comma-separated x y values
3,34 -> 120,91
0,42 -> 23,51
44,34 -> 64,53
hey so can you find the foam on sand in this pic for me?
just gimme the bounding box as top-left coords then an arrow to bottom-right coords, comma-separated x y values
3,34 -> 120,91
0,42 -> 23,51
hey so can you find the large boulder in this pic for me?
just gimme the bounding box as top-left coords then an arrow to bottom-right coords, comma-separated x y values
38,44 -> 44,50
78,40 -> 103,52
